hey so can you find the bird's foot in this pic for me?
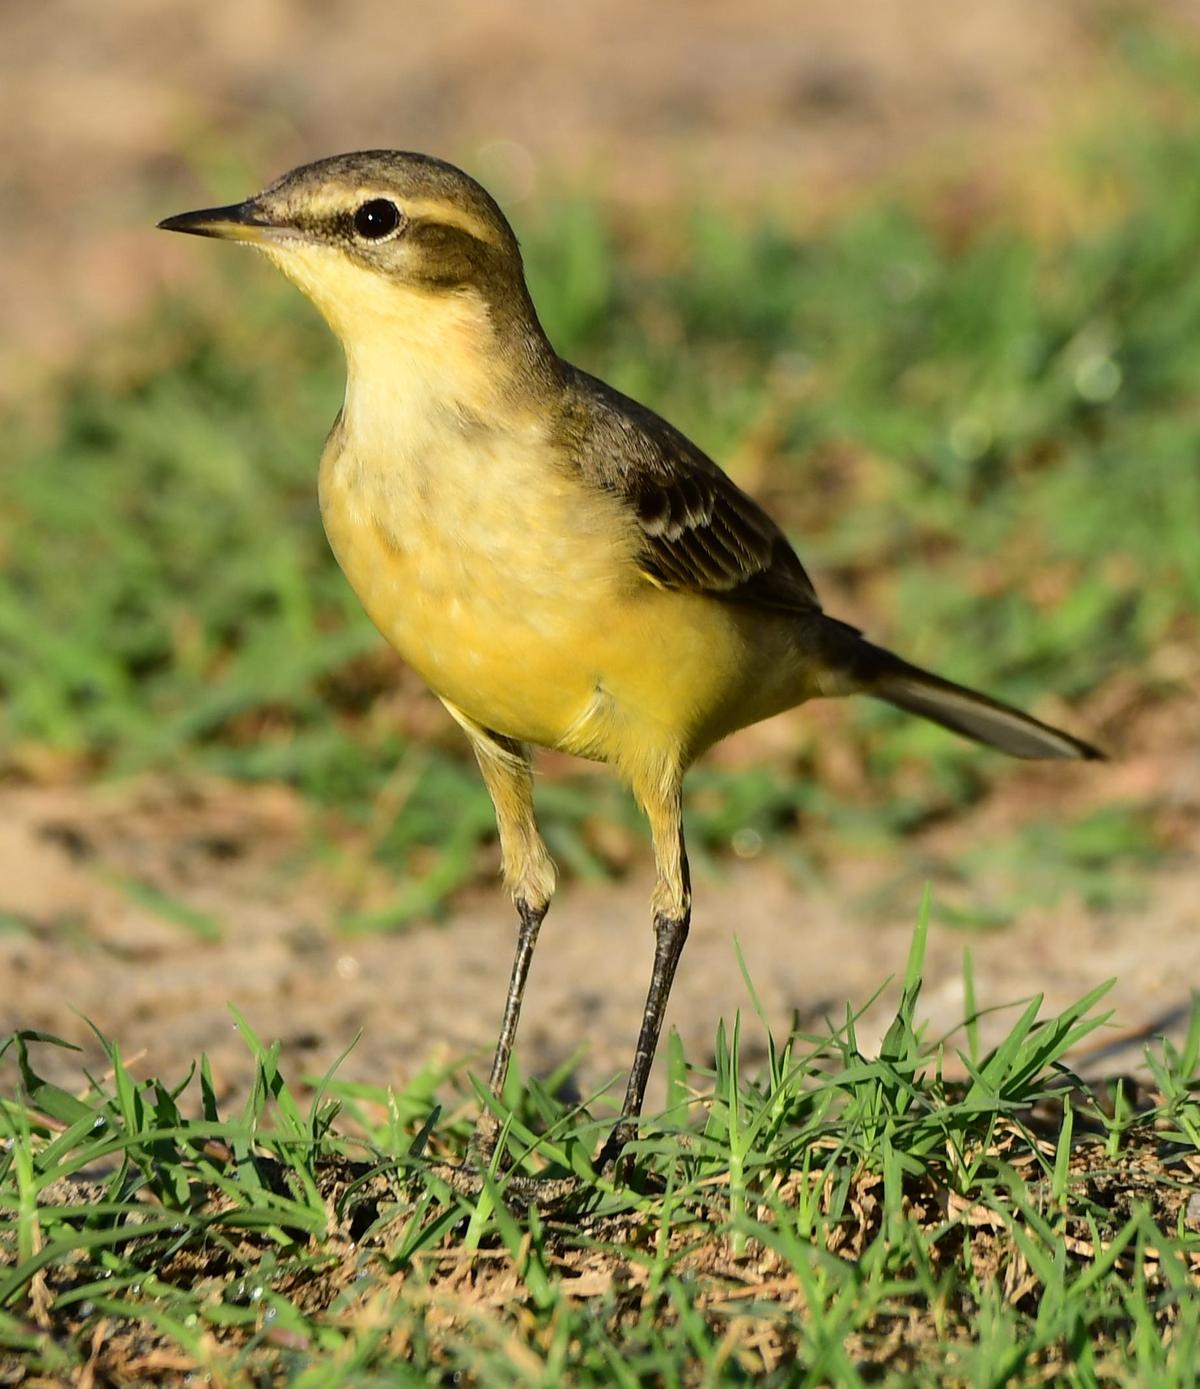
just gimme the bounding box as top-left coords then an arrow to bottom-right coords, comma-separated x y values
424,1157 -> 582,1211
594,1120 -> 636,1179
465,1111 -> 504,1170
416,1115 -> 663,1210
594,1121 -> 669,1195
409,1111 -> 580,1211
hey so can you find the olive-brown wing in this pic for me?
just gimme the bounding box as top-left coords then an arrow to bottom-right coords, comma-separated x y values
629,463 -> 821,611
562,366 -> 821,613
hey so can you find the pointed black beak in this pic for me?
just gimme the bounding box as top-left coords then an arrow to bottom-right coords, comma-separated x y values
157,200 -> 279,242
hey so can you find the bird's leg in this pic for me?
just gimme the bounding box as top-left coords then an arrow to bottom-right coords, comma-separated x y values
477,896 -> 546,1134
461,724 -> 557,1166
602,776 -> 691,1166
608,905 -> 690,1157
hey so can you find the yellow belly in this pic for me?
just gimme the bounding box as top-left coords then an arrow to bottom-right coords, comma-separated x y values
318,429 -> 814,772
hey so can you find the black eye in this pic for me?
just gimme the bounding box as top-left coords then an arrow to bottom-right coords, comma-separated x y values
353,199 -> 400,240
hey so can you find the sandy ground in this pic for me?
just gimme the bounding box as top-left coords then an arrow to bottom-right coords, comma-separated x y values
2,0 -> 1199,1107
2,689 -> 1196,1110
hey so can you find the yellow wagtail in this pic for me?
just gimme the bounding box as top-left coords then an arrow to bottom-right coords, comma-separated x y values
160,151 -> 1101,1160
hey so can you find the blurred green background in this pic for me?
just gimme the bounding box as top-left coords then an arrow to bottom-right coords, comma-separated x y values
1,3 -> 1198,932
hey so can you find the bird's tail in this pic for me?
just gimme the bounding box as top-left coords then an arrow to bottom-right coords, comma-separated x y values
818,618 -> 1104,761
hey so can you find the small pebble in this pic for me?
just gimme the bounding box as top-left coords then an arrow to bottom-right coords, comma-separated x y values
1186,1192 -> 1200,1232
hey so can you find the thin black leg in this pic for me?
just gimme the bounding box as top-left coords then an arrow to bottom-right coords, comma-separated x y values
603,906 -> 691,1161
470,898 -> 545,1163
487,898 -> 545,1096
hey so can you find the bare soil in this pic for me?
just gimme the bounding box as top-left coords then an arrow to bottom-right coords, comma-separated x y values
2,689 -> 1196,1110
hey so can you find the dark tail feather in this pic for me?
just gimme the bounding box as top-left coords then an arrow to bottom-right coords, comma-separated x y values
819,620 -> 1104,762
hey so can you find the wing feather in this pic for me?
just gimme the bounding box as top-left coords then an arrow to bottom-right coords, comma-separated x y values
559,366 -> 820,612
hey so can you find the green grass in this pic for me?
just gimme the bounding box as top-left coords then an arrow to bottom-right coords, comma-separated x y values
2,17 -> 1198,1381
2,911 -> 1198,1385
3,26 -> 1199,921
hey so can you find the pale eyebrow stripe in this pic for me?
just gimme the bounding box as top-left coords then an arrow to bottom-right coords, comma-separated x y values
303,187 -> 503,251
400,197 -> 504,251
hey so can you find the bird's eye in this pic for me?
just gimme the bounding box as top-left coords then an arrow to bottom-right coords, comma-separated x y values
353,199 -> 401,240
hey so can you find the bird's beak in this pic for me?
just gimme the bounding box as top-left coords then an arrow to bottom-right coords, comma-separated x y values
157,199 -> 285,244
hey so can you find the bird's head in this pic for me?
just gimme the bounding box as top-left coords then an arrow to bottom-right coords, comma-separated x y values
159,151 -> 548,379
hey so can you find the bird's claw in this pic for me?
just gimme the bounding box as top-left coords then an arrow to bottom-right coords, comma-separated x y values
424,1158 -> 582,1210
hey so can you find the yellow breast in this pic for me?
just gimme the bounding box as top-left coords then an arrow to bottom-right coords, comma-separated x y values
319,398 -> 641,749
311,291 -> 812,779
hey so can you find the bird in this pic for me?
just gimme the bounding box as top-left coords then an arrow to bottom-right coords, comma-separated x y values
159,151 -> 1102,1168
